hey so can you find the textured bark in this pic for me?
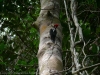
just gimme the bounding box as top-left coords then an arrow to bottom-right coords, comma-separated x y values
35,0 -> 63,75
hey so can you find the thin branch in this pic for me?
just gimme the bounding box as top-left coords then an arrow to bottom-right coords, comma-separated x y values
72,63 -> 100,74
89,67 -> 98,75
71,0 -> 84,42
78,10 -> 100,16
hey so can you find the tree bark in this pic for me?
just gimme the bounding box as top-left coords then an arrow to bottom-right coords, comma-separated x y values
35,0 -> 63,75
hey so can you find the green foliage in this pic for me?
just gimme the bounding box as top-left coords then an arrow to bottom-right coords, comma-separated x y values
0,43 -> 6,51
0,0 -> 100,74
0,0 -> 39,74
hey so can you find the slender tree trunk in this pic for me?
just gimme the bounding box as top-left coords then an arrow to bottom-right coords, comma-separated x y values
35,0 -> 63,75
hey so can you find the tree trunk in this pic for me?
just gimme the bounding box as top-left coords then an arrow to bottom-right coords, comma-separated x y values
35,0 -> 63,75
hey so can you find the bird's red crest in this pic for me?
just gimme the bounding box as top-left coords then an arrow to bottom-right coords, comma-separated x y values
54,24 -> 58,28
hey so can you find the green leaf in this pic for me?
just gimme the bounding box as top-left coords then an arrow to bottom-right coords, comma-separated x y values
0,43 -> 5,51
92,44 -> 97,53
17,60 -> 27,65
0,0 -> 3,2
96,26 -> 100,34
14,65 -> 20,70
30,28 -> 36,33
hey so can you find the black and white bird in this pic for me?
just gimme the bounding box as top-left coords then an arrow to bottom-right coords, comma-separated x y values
50,24 -> 58,43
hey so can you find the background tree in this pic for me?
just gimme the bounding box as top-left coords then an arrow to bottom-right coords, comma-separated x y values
0,0 -> 100,75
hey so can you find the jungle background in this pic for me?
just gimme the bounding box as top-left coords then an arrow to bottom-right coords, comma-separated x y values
0,0 -> 100,75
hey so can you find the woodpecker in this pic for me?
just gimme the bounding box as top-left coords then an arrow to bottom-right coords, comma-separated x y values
50,24 -> 58,43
